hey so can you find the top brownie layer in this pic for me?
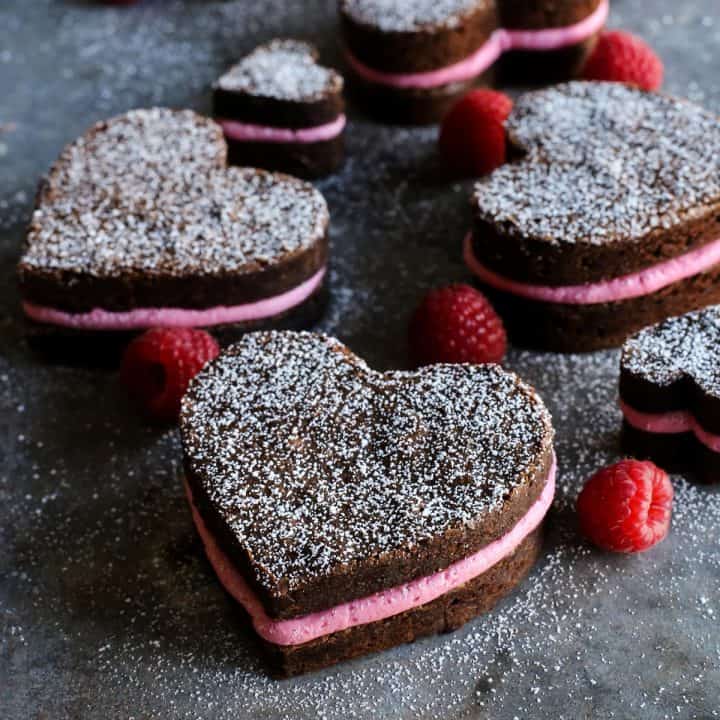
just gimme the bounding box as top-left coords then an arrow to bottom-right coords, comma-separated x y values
497,0 -> 603,29
620,306 -> 720,430
214,40 -> 345,129
340,0 -> 488,32
472,82 -> 720,284
181,331 -> 554,618
19,109 -> 329,312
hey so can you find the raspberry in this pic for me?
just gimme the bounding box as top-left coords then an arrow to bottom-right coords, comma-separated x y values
120,328 -> 220,423
581,30 -> 664,91
438,90 -> 513,176
576,459 -> 673,553
409,284 -> 507,366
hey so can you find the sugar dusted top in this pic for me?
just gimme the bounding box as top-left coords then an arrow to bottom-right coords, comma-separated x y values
340,0 -> 488,32
180,332 -> 553,591
21,108 -> 328,278
473,82 -> 720,246
622,305 -> 720,397
216,39 -> 343,102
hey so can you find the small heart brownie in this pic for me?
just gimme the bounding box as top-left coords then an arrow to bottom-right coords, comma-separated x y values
620,306 -> 720,484
466,82 -> 720,352
180,331 -> 555,676
18,109 -> 329,361
340,0 -> 608,124
214,39 -> 345,178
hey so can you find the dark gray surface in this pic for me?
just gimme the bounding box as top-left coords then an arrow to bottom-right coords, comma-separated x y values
1,1 -> 719,718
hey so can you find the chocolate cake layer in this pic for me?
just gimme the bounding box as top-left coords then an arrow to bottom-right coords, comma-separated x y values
180,332 -> 554,620
478,264 -> 720,352
213,40 -> 344,130
497,0 -> 602,29
347,74 -> 485,125
262,526 -> 543,677
226,137 -> 345,180
472,83 -> 720,286
498,38 -> 596,86
621,424 -> 720,485
19,108 -> 330,315
340,0 -> 497,74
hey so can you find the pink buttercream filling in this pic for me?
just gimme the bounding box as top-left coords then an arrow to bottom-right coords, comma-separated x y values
345,0 -> 609,89
218,114 -> 346,144
186,456 -> 556,647
620,400 -> 720,453
23,267 -> 325,331
464,234 -> 720,305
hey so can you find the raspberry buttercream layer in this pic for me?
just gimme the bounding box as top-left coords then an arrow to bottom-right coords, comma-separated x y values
464,234 -> 720,305
218,115 -> 346,144
187,456 -> 556,647
346,0 -> 608,90
23,268 -> 325,331
620,400 -> 720,453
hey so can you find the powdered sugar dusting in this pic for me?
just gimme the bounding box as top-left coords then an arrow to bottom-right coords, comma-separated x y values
180,331 -> 553,591
340,0 -> 488,32
622,304 -> 720,395
20,109 -> 329,277
474,82 -> 720,246
216,39 -> 342,101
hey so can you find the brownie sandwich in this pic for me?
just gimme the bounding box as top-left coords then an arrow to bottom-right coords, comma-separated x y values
18,109 -> 329,361
213,40 -> 345,179
620,306 -> 720,484
339,0 -> 608,124
466,82 -> 720,352
180,331 -> 556,676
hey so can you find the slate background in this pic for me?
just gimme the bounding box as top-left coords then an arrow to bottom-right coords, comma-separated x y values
1,1 -> 719,718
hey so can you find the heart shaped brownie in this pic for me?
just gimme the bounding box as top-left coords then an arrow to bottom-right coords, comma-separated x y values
214,39 -> 346,178
620,305 -> 720,483
340,0 -> 608,123
467,81 -> 720,351
180,331 -> 555,675
18,108 -> 329,358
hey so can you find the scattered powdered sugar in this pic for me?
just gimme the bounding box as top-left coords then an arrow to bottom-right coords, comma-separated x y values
180,331 -> 553,591
621,304 -> 720,395
216,39 -> 342,101
474,82 -> 720,246
340,0 -> 487,32
20,109 -> 329,277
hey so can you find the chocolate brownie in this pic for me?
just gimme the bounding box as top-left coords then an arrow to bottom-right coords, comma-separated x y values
180,331 -> 555,674
213,40 -> 345,178
18,109 -> 330,359
339,0 -> 607,124
467,82 -> 720,352
619,306 -> 720,483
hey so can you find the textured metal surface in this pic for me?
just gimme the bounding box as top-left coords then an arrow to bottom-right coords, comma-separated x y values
1,1 -> 719,718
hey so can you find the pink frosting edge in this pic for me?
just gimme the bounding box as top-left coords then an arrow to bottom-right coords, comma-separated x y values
464,234 -> 720,305
22,267 -> 326,331
217,114 -> 346,144
186,455 -> 556,647
345,0 -> 609,89
620,400 -> 720,453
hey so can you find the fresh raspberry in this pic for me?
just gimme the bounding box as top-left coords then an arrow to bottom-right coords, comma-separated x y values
409,284 -> 507,366
120,328 -> 220,423
438,90 -> 513,176
581,30 -> 664,91
577,459 -> 673,553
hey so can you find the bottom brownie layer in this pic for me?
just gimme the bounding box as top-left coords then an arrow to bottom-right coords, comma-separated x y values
498,37 -> 597,85
346,72 -> 491,126
262,526 -> 542,677
226,136 -> 344,179
475,264 -> 720,352
621,423 -> 720,484
25,285 -> 328,367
